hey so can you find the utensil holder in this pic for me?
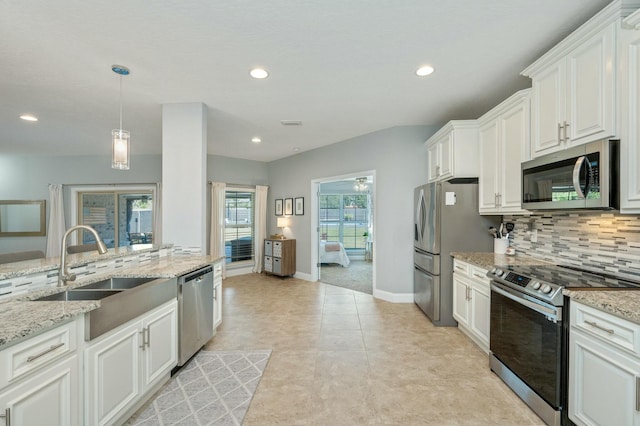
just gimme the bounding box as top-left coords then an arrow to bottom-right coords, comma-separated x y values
494,239 -> 509,255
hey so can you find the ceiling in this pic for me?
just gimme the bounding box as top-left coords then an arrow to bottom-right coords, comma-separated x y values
0,0 -> 610,162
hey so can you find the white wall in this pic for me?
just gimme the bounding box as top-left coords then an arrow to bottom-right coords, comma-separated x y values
267,125 -> 437,295
0,154 -> 162,253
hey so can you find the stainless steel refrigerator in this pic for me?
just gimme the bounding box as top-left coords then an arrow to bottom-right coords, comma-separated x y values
414,180 -> 499,326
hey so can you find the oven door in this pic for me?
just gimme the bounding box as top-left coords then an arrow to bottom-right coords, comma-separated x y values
490,282 -> 563,409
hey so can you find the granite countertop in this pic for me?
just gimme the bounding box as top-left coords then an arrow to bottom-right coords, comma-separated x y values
0,243 -> 173,280
564,290 -> 640,325
0,254 -> 223,349
451,252 -> 553,270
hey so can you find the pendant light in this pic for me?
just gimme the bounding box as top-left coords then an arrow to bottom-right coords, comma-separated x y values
354,177 -> 368,192
111,65 -> 131,170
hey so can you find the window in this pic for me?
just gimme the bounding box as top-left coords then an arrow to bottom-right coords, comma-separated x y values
224,189 -> 255,264
72,186 -> 156,248
319,193 -> 370,250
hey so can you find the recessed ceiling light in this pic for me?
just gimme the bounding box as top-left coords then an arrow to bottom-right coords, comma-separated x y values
416,65 -> 435,77
251,137 -> 262,143
280,120 -> 302,126
19,114 -> 38,122
249,68 -> 269,79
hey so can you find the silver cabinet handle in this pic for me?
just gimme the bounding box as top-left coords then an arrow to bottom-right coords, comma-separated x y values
0,408 -> 11,426
472,272 -> 485,279
636,377 -> 640,412
146,326 -> 151,349
564,121 -> 570,141
558,122 -> 564,143
139,329 -> 146,350
584,320 -> 615,334
26,342 -> 65,363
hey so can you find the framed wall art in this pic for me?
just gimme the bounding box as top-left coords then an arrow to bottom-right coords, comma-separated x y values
284,198 -> 293,215
275,199 -> 283,216
295,197 -> 304,215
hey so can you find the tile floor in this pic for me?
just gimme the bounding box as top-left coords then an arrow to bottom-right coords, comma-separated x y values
204,273 -> 545,425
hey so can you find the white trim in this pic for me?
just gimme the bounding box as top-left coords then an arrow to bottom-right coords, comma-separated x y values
294,271 -> 313,281
310,170 -> 377,296
373,289 -> 414,304
69,184 -> 157,245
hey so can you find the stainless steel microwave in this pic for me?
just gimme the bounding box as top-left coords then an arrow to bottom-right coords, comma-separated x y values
521,140 -> 619,210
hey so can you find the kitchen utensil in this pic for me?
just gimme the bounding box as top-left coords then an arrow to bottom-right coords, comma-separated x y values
488,226 -> 498,239
504,222 -> 515,239
499,223 -> 504,238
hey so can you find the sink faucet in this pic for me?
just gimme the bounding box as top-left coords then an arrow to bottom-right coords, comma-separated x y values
59,225 -> 108,287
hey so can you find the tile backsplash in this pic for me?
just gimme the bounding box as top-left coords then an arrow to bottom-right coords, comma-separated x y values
505,212 -> 640,280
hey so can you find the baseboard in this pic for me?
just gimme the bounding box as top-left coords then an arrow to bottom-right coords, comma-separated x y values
294,271 -> 313,281
373,289 -> 414,303
225,266 -> 254,277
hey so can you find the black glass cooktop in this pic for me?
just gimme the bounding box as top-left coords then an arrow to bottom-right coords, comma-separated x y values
502,264 -> 640,290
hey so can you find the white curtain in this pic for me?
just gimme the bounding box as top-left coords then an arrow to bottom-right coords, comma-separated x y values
154,182 -> 162,245
209,182 -> 227,278
252,185 -> 268,273
46,184 -> 66,257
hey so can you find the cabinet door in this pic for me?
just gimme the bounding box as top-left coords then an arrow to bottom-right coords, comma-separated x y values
500,99 -> 529,212
566,23 -> 616,146
621,20 -> 640,212
531,60 -> 565,157
570,330 -> 640,426
427,142 -> 440,182
213,283 -> 222,329
0,355 -> 79,426
142,301 -> 177,390
452,276 -> 469,327
438,135 -> 453,180
469,283 -> 490,350
85,321 -> 141,426
478,120 -> 499,213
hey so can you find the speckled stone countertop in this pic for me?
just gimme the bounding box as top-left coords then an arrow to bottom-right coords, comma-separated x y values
0,244 -> 173,280
564,290 -> 640,325
0,254 -> 223,349
450,252 -> 553,270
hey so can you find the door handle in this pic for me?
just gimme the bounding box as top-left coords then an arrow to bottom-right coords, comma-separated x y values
564,121 -> 570,141
573,156 -> 588,199
636,377 -> 640,412
0,408 -> 11,426
139,329 -> 146,350
26,342 -> 65,363
558,122 -> 564,143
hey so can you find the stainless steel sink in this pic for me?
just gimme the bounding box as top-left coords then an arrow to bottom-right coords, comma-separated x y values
79,277 -> 156,290
35,289 -> 123,301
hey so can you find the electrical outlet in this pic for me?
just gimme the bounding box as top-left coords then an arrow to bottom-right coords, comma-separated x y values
530,229 -> 538,243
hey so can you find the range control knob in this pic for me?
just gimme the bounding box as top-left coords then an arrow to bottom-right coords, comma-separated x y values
490,267 -> 497,274
531,281 -> 541,290
494,269 -> 504,277
541,284 -> 552,294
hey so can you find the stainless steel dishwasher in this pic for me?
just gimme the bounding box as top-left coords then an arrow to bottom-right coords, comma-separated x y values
177,265 -> 214,366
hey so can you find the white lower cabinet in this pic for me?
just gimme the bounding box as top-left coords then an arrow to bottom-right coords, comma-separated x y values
0,354 -> 79,426
452,260 -> 490,353
85,299 -> 177,426
213,260 -> 223,331
569,301 -> 640,426
0,318 -> 82,426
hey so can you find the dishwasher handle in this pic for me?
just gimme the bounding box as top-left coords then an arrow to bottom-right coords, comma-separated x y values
181,266 -> 213,283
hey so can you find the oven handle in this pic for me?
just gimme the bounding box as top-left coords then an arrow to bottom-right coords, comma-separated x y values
491,282 -> 560,320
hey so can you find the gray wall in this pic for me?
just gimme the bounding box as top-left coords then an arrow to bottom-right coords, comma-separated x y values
0,154 -> 162,253
208,155 -> 269,186
267,125 -> 438,295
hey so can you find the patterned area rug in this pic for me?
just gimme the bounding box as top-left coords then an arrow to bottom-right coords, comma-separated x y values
126,349 -> 271,426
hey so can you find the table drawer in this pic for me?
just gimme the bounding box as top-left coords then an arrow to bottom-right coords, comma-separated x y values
0,320 -> 77,388
571,302 -> 640,357
453,259 -> 470,277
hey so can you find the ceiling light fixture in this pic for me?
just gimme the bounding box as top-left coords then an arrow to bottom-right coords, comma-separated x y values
111,65 -> 131,170
249,68 -> 269,79
416,65 -> 435,77
251,137 -> 262,143
19,114 -> 38,122
354,177 -> 369,192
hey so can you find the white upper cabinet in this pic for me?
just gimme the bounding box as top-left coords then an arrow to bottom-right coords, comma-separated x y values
620,9 -> 640,212
478,89 -> 531,214
426,120 -> 479,183
522,1 -> 640,158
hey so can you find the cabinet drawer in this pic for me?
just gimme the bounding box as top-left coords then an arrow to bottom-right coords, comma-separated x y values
469,266 -> 489,284
452,260 -> 470,277
273,241 -> 283,258
0,320 -> 77,389
264,256 -> 273,272
264,240 -> 272,256
571,302 -> 640,357
273,258 -> 282,274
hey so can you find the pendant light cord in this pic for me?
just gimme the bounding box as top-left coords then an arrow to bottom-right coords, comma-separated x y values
119,75 -> 123,131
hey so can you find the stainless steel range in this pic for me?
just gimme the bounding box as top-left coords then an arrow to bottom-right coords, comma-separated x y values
487,264 -> 640,426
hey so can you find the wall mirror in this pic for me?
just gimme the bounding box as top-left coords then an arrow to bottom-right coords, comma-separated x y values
0,200 -> 46,237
